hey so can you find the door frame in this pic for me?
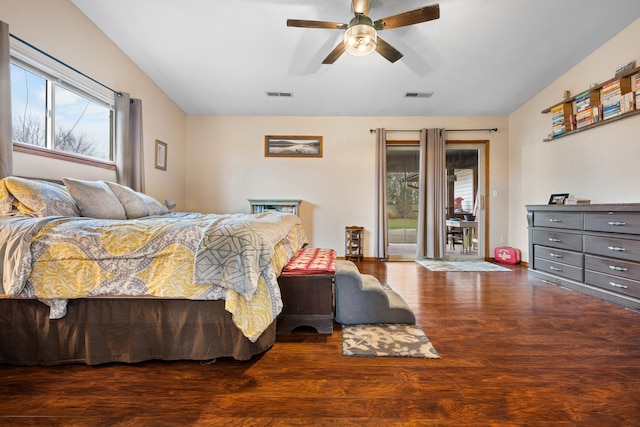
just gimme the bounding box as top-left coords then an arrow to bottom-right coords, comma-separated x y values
445,140 -> 490,260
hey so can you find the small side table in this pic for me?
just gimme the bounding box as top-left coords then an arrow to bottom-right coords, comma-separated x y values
345,226 -> 364,262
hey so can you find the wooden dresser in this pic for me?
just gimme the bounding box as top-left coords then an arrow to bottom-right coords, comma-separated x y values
527,204 -> 640,311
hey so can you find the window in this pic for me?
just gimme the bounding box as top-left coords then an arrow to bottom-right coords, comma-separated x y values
9,63 -> 46,147
9,43 -> 115,164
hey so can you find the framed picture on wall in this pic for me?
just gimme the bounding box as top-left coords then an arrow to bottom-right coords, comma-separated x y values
548,193 -> 569,205
155,140 -> 167,171
264,135 -> 323,158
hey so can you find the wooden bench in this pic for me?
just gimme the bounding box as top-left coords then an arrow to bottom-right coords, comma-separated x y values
276,248 -> 336,334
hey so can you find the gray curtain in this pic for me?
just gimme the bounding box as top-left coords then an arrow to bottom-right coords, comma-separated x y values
417,128 -> 446,258
115,94 -> 145,192
374,128 -> 388,259
0,21 -> 12,178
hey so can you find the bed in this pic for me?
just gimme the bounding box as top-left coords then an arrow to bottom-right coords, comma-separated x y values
0,176 -> 307,365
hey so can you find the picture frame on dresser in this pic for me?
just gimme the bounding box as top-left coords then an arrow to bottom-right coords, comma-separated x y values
548,193 -> 569,205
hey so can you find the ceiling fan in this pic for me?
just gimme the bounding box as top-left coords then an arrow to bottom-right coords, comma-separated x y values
287,0 -> 440,64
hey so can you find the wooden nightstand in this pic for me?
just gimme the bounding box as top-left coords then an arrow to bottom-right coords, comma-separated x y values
276,274 -> 334,334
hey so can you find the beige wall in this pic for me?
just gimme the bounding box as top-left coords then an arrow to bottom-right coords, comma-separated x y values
186,116 -> 509,257
10,2 -> 637,261
3,0 -> 187,208
509,18 -> 640,263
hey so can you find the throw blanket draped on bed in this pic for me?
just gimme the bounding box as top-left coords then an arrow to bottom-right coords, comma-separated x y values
0,212 -> 306,342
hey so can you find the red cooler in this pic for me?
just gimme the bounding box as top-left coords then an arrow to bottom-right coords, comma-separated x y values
494,247 -> 521,264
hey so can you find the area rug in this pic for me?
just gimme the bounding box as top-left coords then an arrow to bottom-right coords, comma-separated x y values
416,259 -> 511,272
342,324 -> 440,359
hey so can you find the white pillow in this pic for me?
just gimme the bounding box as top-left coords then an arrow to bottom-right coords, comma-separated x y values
4,176 -> 80,217
105,181 -> 151,219
138,192 -> 170,216
62,178 -> 126,219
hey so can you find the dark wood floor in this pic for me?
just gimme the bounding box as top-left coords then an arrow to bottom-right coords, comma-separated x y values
1,261 -> 639,426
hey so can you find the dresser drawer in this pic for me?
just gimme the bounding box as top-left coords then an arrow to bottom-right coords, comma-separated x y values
532,229 -> 583,252
534,245 -> 583,267
585,255 -> 640,282
533,212 -> 582,230
585,271 -> 640,299
584,235 -> 640,263
584,213 -> 640,235
534,258 -> 583,282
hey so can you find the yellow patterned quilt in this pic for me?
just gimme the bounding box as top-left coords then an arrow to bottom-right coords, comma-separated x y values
0,212 -> 307,342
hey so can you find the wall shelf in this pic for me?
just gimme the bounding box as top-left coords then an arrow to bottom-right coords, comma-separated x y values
542,65 -> 640,142
543,108 -> 640,142
248,199 -> 301,215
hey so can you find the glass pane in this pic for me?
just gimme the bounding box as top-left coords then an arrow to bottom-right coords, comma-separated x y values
53,84 -> 111,160
445,147 -> 480,259
10,63 -> 46,146
446,149 -> 478,218
386,145 -> 420,248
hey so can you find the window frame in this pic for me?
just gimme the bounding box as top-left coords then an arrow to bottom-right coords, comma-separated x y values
9,40 -> 116,170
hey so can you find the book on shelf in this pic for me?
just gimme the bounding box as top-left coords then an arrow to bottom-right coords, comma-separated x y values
603,99 -> 622,119
575,90 -> 600,113
576,114 -> 593,129
549,103 -> 572,135
564,198 -> 591,205
631,73 -> 640,90
601,77 -> 632,97
621,92 -> 635,113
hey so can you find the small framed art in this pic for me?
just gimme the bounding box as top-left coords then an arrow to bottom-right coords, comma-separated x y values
155,140 -> 167,171
264,135 -> 323,158
548,193 -> 569,205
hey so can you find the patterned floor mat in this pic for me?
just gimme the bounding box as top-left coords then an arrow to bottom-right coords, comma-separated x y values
416,259 -> 511,272
342,324 -> 440,359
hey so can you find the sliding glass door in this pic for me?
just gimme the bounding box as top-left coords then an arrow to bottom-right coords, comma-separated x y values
386,144 -> 420,258
445,142 -> 487,260
381,137 -> 488,260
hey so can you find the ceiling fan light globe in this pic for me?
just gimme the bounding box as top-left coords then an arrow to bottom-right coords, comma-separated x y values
344,24 -> 377,56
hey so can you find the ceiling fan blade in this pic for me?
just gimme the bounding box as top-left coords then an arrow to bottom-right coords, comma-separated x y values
322,42 -> 346,64
352,0 -> 371,15
375,36 -> 403,63
374,3 -> 440,30
287,19 -> 347,30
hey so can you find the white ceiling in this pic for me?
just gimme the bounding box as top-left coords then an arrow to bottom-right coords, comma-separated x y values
70,0 -> 640,117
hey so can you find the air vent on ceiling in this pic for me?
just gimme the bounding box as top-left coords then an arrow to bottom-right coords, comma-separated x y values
405,92 -> 433,98
267,92 -> 293,97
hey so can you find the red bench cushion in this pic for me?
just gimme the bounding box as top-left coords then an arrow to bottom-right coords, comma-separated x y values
281,248 -> 336,275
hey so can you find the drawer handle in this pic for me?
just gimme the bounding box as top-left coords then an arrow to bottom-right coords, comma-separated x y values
548,238 -> 561,242
549,266 -> 562,271
607,246 -> 626,252
607,221 -> 627,226
549,253 -> 563,258
548,219 -> 562,223
609,282 -> 628,289
608,265 -> 628,272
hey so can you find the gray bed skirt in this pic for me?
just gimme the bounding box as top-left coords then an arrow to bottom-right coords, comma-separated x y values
0,298 -> 276,365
